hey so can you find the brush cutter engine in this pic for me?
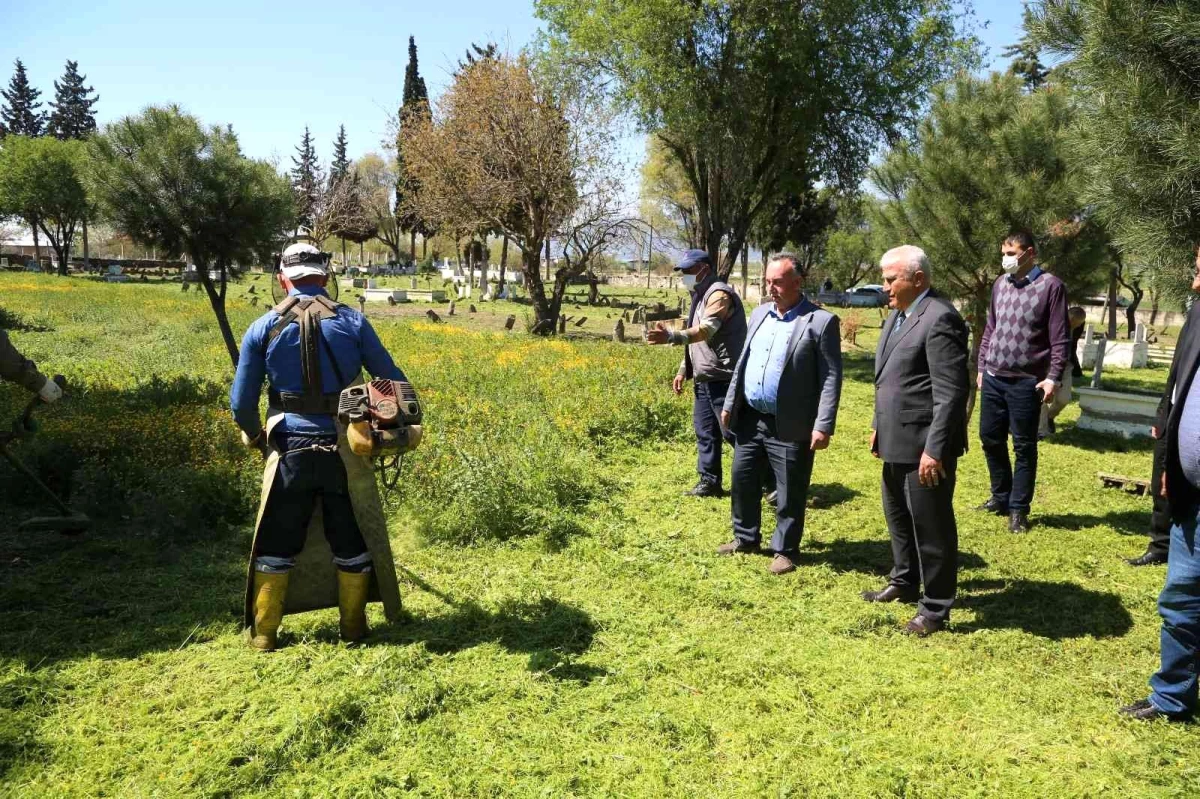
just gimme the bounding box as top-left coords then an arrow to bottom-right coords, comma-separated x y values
338,379 -> 423,458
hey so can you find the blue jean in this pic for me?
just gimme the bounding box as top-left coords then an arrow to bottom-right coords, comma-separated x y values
694,379 -> 733,485
1149,508 -> 1200,715
979,373 -> 1041,513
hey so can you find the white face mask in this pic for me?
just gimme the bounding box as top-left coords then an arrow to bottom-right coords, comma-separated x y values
680,273 -> 698,291
1001,254 -> 1022,274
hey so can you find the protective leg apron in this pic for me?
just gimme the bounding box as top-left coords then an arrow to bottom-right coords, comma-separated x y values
242,296 -> 402,637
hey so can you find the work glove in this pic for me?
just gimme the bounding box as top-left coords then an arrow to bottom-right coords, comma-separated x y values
38,378 -> 63,404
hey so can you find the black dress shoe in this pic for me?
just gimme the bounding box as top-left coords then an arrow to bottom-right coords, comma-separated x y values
861,584 -> 919,603
904,614 -> 944,637
973,498 -> 1009,515
1009,511 -> 1030,533
1119,699 -> 1189,721
685,480 -> 722,498
1126,549 -> 1168,567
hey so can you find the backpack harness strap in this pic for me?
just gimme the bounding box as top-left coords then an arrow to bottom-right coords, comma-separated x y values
263,296 -> 348,415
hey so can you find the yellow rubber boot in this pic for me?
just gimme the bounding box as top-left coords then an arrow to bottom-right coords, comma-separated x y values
250,571 -> 289,651
337,570 -> 371,643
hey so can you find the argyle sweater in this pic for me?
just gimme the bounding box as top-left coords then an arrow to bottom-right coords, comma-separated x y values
977,267 -> 1070,383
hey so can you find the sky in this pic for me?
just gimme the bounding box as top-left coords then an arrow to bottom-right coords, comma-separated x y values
1,0 -> 1030,169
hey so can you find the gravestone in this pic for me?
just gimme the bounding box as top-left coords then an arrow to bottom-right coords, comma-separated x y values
447,300 -> 456,316
469,304 -> 477,313
249,296 -> 258,307
410,276 -> 418,290
574,317 -> 587,327
558,315 -> 567,334
505,314 -> 517,331
613,319 -> 625,343
632,307 -> 644,324
622,309 -> 630,322
358,295 -> 366,314
425,309 -> 442,323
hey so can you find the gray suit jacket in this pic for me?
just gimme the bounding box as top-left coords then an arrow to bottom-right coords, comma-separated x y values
723,297 -> 842,444
872,289 -> 969,463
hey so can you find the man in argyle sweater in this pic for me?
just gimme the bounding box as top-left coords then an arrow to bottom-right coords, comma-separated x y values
975,230 -> 1070,533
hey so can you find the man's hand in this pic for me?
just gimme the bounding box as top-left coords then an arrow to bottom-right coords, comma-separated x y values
810,430 -> 831,451
870,430 -> 879,459
918,452 -> 947,487
1161,471 -> 1168,500
241,429 -> 269,458
672,374 -> 684,395
38,378 -> 62,404
720,410 -> 731,430
646,322 -> 670,345
1036,379 -> 1057,405
1151,425 -> 1159,440
976,372 -> 983,390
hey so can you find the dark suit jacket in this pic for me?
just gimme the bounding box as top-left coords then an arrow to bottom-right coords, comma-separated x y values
1156,300 -> 1200,521
722,297 -> 842,444
872,290 -> 970,463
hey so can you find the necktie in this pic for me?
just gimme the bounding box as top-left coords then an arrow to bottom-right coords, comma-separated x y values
894,311 -> 906,333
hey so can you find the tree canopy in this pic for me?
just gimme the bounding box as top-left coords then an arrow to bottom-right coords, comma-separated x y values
537,0 -> 976,278
0,59 -> 44,138
329,124 -> 350,186
1033,0 -> 1200,295
0,135 -> 88,275
871,71 -> 1107,362
47,60 -> 99,140
88,106 -> 294,365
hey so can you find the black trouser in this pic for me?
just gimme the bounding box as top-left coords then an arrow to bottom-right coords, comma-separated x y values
1150,433 -> 1171,556
979,373 -> 1041,514
881,459 -> 959,622
255,433 -> 370,573
694,379 -> 733,485
730,408 -> 814,556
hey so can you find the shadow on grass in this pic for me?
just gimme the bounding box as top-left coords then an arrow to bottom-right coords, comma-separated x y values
0,307 -> 53,333
1038,509 -> 1150,536
840,354 -> 877,385
387,566 -> 603,682
957,578 -> 1133,639
1050,423 -> 1156,454
803,538 -> 988,575
808,483 -> 860,509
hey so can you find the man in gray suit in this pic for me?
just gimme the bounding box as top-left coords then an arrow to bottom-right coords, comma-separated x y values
719,253 -> 842,575
866,245 -> 969,636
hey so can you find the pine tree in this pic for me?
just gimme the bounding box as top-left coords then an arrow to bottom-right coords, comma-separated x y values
397,36 -> 431,260
47,60 -> 99,140
0,59 -> 45,138
458,42 -> 498,73
329,124 -> 350,186
290,127 -> 322,230
1003,8 -> 1050,92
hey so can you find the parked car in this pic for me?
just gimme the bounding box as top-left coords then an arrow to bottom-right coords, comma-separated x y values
814,284 -> 889,308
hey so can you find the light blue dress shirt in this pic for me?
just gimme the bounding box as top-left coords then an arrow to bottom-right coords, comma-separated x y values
743,300 -> 805,415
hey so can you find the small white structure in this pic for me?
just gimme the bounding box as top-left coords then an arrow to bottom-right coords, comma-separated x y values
1079,323 -> 1150,369
105,264 -> 129,283
363,288 -> 407,303
1075,387 -> 1157,438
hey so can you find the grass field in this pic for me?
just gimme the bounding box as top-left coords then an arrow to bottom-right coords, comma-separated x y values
0,275 -> 1195,797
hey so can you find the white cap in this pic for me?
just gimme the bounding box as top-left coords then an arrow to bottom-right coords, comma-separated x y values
280,242 -> 329,279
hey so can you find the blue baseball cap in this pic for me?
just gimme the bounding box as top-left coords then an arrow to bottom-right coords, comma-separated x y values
674,249 -> 711,272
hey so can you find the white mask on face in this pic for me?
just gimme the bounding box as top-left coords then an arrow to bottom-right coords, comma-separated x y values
1001,254 -> 1021,274
680,274 -> 698,291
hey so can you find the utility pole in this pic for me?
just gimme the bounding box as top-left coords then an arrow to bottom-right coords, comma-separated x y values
645,221 -> 653,289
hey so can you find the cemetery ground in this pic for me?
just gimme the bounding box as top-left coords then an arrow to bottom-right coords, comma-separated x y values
0,274 -> 1195,798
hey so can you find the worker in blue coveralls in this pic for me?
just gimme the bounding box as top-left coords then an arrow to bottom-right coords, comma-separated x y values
230,241 -> 407,651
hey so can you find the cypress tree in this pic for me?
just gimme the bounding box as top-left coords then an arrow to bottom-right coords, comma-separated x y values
291,127 -> 322,230
0,59 -> 45,138
329,124 -> 350,186
47,60 -> 99,140
397,36 -> 430,260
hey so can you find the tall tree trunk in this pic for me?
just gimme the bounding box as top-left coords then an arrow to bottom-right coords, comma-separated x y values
741,242 -> 748,298
523,245 -> 556,335
1150,288 -> 1160,326
1125,284 -> 1143,338
544,238 -> 551,281
964,289 -> 989,423
1107,269 -> 1118,339
31,219 -> 40,266
499,234 -> 509,288
410,230 -> 416,262
198,259 -> 240,368
82,217 -> 90,270
341,238 -> 348,269
587,269 -> 599,305
422,235 -> 428,259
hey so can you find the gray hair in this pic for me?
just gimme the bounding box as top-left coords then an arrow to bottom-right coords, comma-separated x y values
767,251 -> 803,278
880,245 -> 931,283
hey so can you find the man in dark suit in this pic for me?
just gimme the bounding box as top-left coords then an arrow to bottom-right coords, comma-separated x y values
719,253 -> 842,575
865,245 -> 969,636
1122,246 -> 1200,721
